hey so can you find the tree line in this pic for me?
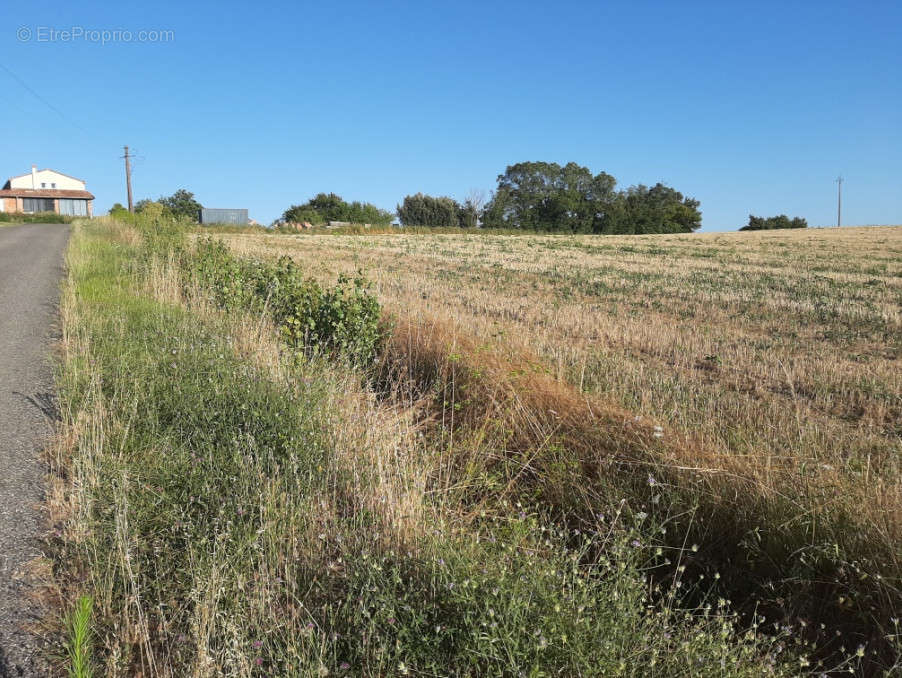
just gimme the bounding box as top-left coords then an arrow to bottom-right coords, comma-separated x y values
116,164 -> 807,234
270,162 -> 700,233
396,193 -> 480,228
396,162 -> 702,233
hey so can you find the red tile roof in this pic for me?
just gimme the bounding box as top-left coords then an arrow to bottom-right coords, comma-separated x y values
0,188 -> 94,199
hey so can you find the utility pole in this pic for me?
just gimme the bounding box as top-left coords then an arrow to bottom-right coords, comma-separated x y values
835,176 -> 843,227
123,146 -> 134,213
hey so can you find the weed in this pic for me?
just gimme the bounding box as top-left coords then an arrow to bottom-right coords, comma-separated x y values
65,595 -> 94,678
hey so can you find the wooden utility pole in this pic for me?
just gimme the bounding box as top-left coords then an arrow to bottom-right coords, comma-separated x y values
836,176 -> 843,227
123,146 -> 134,213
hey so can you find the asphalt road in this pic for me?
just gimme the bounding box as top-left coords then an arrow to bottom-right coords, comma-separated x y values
0,224 -> 70,677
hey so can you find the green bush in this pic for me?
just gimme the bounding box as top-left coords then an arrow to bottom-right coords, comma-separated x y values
188,239 -> 385,365
740,214 -> 808,230
129,208 -> 189,259
398,193 -> 476,228
282,192 -> 393,226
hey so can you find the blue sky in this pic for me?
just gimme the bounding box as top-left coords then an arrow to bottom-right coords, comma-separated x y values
1,1 -> 899,230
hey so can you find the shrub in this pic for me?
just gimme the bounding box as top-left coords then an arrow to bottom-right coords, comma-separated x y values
187,239 -> 386,365
282,193 -> 393,226
740,214 -> 808,230
134,200 -> 172,221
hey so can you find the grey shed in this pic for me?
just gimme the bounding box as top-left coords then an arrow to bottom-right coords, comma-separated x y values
200,208 -> 248,225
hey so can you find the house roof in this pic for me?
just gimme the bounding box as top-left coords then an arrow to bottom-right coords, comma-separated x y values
0,188 -> 94,200
5,168 -> 87,184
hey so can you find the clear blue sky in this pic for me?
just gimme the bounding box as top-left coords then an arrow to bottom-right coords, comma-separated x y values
2,0 -> 900,230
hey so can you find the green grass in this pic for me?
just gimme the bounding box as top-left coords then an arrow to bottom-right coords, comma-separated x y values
65,595 -> 95,678
48,217 -> 837,675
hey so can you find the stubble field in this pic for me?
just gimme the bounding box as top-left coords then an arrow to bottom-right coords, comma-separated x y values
221,226 -> 901,495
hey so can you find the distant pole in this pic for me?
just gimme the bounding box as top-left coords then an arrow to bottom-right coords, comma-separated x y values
123,146 -> 134,213
835,176 -> 843,227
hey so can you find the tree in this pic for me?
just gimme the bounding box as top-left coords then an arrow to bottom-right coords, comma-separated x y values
306,192 -> 346,219
457,201 -> 478,228
159,189 -> 202,222
740,214 -> 807,231
282,203 -> 320,225
397,193 -> 467,227
483,161 -> 564,231
481,162 -> 696,234
611,183 -> 702,234
462,189 -> 488,228
482,162 -> 620,232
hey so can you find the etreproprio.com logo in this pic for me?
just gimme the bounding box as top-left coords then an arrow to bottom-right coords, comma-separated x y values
17,26 -> 174,44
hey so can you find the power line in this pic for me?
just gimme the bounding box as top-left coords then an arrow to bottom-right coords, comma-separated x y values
0,62 -> 91,134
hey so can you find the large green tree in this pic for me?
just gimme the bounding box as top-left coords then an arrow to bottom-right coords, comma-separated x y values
159,189 -> 203,222
482,162 -> 700,234
483,162 -> 620,232
609,184 -> 702,234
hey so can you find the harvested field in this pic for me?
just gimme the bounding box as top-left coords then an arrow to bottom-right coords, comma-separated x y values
220,226 -> 902,491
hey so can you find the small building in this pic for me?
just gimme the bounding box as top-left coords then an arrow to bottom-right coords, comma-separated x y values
199,208 -> 248,225
0,165 -> 94,217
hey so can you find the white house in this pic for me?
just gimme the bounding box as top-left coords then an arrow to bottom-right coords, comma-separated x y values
0,165 -> 94,217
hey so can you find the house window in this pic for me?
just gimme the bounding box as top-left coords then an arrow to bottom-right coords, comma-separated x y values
23,198 -> 56,213
58,199 -> 87,217
52,183 -> 57,188
41,183 -> 46,188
